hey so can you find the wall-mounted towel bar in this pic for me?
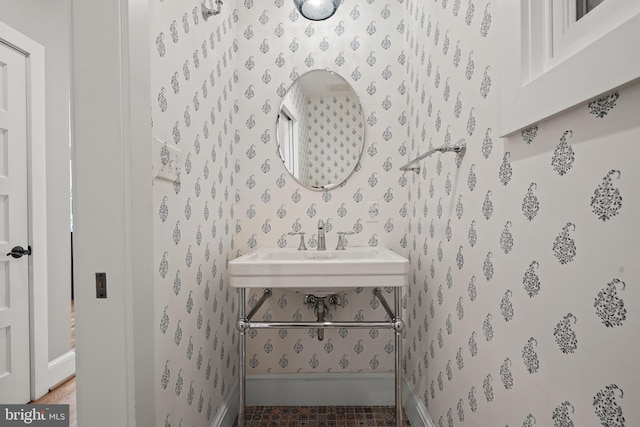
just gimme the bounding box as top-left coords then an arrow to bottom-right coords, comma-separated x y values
399,139 -> 466,174
201,0 -> 223,20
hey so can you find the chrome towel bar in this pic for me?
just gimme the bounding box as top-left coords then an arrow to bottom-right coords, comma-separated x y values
399,138 -> 466,174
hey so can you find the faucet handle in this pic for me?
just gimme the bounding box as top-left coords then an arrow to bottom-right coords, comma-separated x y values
335,231 -> 355,250
288,231 -> 307,251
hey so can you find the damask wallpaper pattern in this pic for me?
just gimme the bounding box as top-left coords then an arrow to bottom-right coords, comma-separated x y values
151,1 -> 240,426
402,0 -> 639,426
235,0 -> 409,377
147,0 -> 639,426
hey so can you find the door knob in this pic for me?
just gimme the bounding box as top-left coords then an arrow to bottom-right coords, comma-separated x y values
6,246 -> 31,258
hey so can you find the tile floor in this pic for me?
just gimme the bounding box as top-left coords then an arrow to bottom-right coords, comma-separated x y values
232,406 -> 411,426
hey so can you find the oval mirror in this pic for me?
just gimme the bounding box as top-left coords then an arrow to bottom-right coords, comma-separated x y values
276,69 -> 365,191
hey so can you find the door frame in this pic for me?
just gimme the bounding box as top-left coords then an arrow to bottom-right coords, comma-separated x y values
0,21 -> 50,401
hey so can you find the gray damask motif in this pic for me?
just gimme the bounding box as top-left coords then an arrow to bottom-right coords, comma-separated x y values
481,128 -> 493,159
468,220 -> 478,247
159,196 -> 169,222
457,398 -> 465,422
467,164 -> 477,190
591,170 -> 622,221
482,190 -> 494,220
156,33 -> 166,57
160,306 -> 170,334
466,107 -> 476,135
553,222 -> 577,264
588,92 -> 620,118
161,360 -> 171,389
500,290 -> 514,321
480,3 -> 492,36
523,260 -> 541,297
500,358 -> 513,390
159,252 -> 169,279
593,384 -> 625,427
468,275 -> 478,301
500,221 -> 514,254
499,152 -> 512,185
483,374 -> 494,402
480,66 -> 491,97
522,337 -> 540,374
465,0 -> 475,25
456,246 -> 465,269
158,87 -> 168,112
469,331 -> 478,357
522,183 -> 540,221
482,314 -> 493,341
483,252 -> 494,281
521,125 -> 538,144
553,313 -> 578,354
456,347 -> 464,370
451,0 -> 462,17
552,401 -> 575,427
523,414 -> 537,427
551,130 -> 575,176
594,278 -> 627,327
468,386 -> 477,412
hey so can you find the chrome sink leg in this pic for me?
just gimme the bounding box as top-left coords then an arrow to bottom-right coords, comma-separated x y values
237,287 -> 247,427
394,286 -> 404,427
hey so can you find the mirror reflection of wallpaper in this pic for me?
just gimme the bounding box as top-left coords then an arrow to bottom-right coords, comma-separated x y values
304,95 -> 364,188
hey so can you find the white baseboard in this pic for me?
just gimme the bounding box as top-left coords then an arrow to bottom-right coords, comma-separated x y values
402,380 -> 435,427
247,373 -> 395,406
47,350 -> 76,389
212,373 -> 435,427
210,382 -> 239,427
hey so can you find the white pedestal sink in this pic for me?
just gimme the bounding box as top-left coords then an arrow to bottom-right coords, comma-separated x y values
230,246 -> 409,427
229,246 -> 409,296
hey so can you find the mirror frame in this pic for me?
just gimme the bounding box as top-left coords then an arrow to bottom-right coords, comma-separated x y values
276,69 -> 366,191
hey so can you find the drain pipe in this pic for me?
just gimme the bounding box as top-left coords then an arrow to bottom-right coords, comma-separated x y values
305,294 -> 339,341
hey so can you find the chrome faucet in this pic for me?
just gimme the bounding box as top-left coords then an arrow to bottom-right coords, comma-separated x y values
317,219 -> 326,251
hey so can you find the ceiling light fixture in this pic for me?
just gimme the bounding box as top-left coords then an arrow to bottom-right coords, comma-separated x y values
294,0 -> 341,21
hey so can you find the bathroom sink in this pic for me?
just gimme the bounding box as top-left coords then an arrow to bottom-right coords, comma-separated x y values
229,247 -> 408,295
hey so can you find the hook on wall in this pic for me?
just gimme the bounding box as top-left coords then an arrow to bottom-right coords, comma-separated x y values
201,0 -> 223,21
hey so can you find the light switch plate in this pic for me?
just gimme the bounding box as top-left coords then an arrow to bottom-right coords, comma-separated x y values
366,201 -> 379,223
153,137 -> 182,181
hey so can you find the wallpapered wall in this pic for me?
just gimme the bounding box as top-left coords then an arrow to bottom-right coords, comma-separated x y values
151,1 -> 240,425
148,0 -> 639,425
402,1 -> 639,426
235,0 -> 409,376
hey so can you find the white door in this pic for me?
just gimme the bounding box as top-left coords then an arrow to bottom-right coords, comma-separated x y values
0,41 -> 31,404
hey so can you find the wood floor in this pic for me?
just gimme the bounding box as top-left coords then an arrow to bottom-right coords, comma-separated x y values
31,376 -> 77,427
29,300 -> 77,427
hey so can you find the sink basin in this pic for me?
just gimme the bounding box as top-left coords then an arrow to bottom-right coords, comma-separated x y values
229,247 -> 409,295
